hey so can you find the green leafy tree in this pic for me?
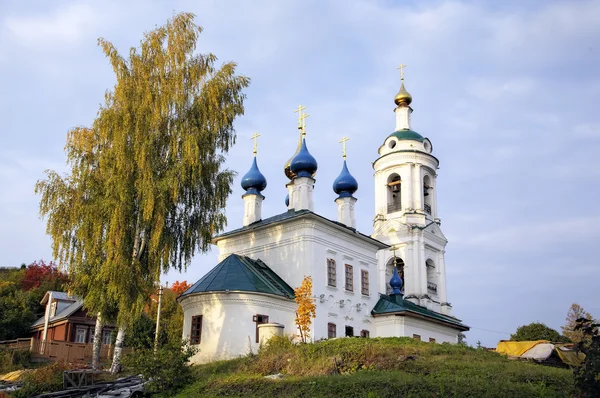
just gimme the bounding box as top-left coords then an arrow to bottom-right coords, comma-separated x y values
562,303 -> 594,344
36,12 -> 249,372
0,262 -> 68,341
510,322 -> 570,342
574,318 -> 600,397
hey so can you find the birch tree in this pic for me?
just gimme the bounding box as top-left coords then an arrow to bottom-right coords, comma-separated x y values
36,12 -> 249,372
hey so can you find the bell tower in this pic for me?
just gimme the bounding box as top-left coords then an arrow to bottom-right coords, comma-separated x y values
372,66 -> 452,315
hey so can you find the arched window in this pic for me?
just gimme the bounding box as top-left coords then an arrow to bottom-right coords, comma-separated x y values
387,174 -> 402,213
385,257 -> 405,295
423,175 -> 432,215
426,259 -> 437,296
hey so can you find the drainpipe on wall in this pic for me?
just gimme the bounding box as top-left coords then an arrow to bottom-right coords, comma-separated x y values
40,291 -> 53,354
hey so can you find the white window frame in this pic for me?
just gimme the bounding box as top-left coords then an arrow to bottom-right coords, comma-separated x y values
50,302 -> 57,317
102,330 -> 112,345
75,327 -> 87,344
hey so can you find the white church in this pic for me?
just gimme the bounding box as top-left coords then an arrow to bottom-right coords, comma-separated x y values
178,71 -> 469,363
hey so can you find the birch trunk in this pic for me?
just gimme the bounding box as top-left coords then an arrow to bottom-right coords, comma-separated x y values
110,326 -> 126,374
92,313 -> 103,369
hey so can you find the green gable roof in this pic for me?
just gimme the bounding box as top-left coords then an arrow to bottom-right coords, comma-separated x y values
388,129 -> 425,142
180,254 -> 295,299
372,294 -> 469,331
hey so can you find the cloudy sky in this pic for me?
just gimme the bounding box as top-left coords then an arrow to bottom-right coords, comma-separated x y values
1,0 -> 599,347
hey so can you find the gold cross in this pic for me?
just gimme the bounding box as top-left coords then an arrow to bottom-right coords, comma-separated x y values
250,132 -> 260,156
294,105 -> 306,128
397,63 -> 407,81
294,105 -> 309,137
391,246 -> 398,267
339,136 -> 350,159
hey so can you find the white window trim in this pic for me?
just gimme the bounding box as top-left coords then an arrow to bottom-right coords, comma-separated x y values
75,327 -> 87,344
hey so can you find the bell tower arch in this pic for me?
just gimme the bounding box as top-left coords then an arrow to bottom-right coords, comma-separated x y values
373,67 -> 451,315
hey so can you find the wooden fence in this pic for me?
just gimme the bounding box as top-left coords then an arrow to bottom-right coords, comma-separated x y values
0,338 -> 131,364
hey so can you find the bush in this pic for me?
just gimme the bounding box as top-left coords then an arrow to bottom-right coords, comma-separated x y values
0,348 -> 31,373
510,322 -> 570,342
122,341 -> 197,396
574,318 -> 600,397
12,362 -> 67,398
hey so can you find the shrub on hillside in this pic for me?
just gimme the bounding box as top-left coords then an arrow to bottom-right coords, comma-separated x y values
0,348 -> 31,373
12,362 -> 67,398
122,341 -> 196,396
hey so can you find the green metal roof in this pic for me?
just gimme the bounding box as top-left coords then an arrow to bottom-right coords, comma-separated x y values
388,129 -> 425,142
371,294 -> 469,331
180,254 -> 295,299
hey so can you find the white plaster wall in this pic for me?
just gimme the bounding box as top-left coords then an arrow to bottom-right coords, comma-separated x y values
373,315 -> 459,344
180,292 -> 296,364
215,214 -> 382,341
403,317 -> 459,344
372,316 -> 404,337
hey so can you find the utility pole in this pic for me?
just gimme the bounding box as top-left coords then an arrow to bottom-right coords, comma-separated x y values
154,284 -> 163,353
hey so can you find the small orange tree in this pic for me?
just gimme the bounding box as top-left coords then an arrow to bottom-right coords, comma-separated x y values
171,280 -> 191,296
294,275 -> 316,343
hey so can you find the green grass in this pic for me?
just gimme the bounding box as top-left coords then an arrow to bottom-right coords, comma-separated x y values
171,337 -> 574,398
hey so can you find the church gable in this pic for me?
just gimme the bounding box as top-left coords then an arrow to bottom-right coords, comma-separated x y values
180,254 -> 295,299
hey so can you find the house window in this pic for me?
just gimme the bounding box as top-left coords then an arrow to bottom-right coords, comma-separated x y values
102,330 -> 112,345
50,302 -> 57,317
360,330 -> 370,338
345,264 -> 353,292
253,314 -> 269,343
327,259 -> 336,287
345,325 -> 354,337
413,334 -> 421,341
429,338 -> 436,343
190,315 -> 203,345
75,327 -> 87,344
361,270 -> 369,296
328,323 -> 336,339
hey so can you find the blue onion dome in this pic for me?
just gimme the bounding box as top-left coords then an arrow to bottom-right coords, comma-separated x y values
290,139 -> 318,178
285,193 -> 289,207
241,157 -> 267,195
389,266 -> 403,295
333,160 -> 358,198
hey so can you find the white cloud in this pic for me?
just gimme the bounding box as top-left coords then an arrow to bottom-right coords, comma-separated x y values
4,3 -> 96,46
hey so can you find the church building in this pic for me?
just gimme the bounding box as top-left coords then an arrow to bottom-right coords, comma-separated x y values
178,70 -> 469,363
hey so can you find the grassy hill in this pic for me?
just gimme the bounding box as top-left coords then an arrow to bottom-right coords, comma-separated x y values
172,337 -> 573,398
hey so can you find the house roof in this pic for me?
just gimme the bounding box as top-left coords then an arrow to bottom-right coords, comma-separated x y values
213,209 -> 388,249
371,293 -> 469,331
31,299 -> 83,329
179,254 -> 295,300
40,291 -> 76,305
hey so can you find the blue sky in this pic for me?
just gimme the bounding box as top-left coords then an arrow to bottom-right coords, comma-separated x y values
1,0 -> 599,347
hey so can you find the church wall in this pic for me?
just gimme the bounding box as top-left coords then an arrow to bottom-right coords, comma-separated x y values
309,223 -> 380,340
215,215 -> 383,340
372,316 -> 404,337
215,218 -> 314,289
180,292 -> 296,364
402,316 -> 459,344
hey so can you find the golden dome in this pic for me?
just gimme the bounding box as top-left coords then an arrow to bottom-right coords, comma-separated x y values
284,130 -> 316,180
284,131 -> 303,179
394,82 -> 412,106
